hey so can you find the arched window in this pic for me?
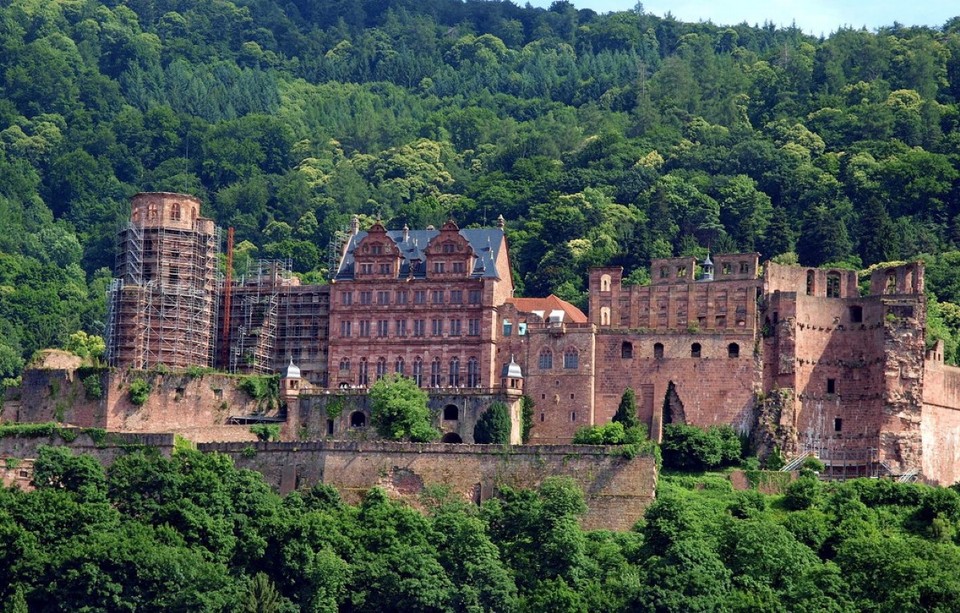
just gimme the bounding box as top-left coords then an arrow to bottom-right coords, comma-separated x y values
339,358 -> 350,372
376,357 -> 387,380
431,358 -> 442,387
449,357 -> 460,387
728,343 -> 740,358
621,341 -> 633,359
350,411 -> 367,428
412,357 -> 423,387
467,357 -> 480,387
395,356 -> 405,375
654,343 -> 664,359
826,272 -> 841,298
806,270 -> 815,296
171,202 -> 181,221
443,405 -> 458,420
539,349 -> 553,370
564,348 -> 579,369
358,358 -> 369,386
691,343 -> 701,358
600,307 -> 610,326
191,206 -> 197,222
600,274 -> 611,292
147,203 -> 158,220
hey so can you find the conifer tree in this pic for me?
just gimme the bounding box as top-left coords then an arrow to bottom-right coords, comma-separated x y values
612,388 -> 640,429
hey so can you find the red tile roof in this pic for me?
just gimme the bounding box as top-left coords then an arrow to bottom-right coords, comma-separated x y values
507,294 -> 588,323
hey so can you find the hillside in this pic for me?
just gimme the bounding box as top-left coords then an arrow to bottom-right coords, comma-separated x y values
2,0 -> 960,379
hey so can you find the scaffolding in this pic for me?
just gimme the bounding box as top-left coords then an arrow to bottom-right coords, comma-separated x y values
105,217 -> 220,369
326,227 -> 349,280
227,259 -> 288,374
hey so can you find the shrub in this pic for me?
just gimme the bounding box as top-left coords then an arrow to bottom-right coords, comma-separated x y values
661,423 -> 743,471
784,476 -> 822,510
250,424 -> 281,441
474,401 -> 512,444
128,379 -> 150,406
82,374 -> 103,400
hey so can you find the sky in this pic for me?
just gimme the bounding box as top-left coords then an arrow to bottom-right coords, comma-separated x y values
527,1 -> 958,37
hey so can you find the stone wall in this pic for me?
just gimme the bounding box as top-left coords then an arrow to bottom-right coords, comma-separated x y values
0,428 -> 176,489
199,440 -> 658,531
921,351 -> 960,484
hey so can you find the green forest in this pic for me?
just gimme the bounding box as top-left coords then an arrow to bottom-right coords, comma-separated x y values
3,0 -> 960,376
4,445 -> 960,611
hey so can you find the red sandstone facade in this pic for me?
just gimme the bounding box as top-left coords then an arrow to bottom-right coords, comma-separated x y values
98,194 -> 960,484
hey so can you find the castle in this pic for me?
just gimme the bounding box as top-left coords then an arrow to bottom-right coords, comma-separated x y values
95,193 -> 960,484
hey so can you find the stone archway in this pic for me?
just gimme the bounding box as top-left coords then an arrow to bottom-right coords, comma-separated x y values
350,411 -> 367,428
441,432 -> 463,444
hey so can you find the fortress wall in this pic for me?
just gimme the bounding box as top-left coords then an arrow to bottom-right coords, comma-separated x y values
199,441 -> 658,531
922,359 -> 960,485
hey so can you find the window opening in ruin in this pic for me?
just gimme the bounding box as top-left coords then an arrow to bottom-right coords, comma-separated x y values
540,412 -> 545,422
564,348 -> 579,369
677,266 -> 687,278
827,378 -> 836,394
350,411 -> 366,428
886,273 -> 897,294
622,341 -> 633,358
826,273 -> 841,298
601,307 -> 610,326
849,306 -> 863,323
654,343 -> 664,359
570,393 -> 575,399
834,417 -> 843,432
570,411 -> 576,422
539,350 -> 553,369
213,388 -> 223,399
691,343 -> 701,358
740,262 -> 749,274
171,203 -> 181,220
441,432 -> 463,444
716,315 -> 726,327
327,419 -> 334,435
806,270 -> 814,295
660,267 -> 668,278
662,381 -> 685,424
443,405 -> 459,420
147,203 -> 158,219
722,263 -> 732,275
727,343 -> 739,358
600,274 -> 611,292
773,311 -> 779,326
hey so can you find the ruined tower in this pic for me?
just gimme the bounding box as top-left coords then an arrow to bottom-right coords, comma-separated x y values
105,192 -> 220,369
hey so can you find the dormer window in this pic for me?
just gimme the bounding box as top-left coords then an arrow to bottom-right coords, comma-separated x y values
442,242 -> 456,254
371,244 -> 383,255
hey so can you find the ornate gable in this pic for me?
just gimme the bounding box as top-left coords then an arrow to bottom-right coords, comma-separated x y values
424,220 -> 475,278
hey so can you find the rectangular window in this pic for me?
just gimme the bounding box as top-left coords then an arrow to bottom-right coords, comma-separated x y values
341,292 -> 353,306
450,290 -> 462,304
396,290 -> 408,305
340,321 -> 352,337
468,318 -> 481,336
396,319 -> 407,337
432,290 -> 444,304
377,291 -> 389,305
468,290 -> 482,304
834,417 -> 843,432
371,244 -> 383,255
503,319 -> 512,336
434,262 -> 446,273
452,262 -> 465,273
740,262 -> 750,274
414,290 -> 426,305
359,263 -> 373,274
359,291 -> 372,305
450,319 -> 462,336
358,320 -> 370,337
379,263 -> 391,274
413,319 -> 425,337
431,318 -> 443,336
827,378 -> 836,394
377,320 -> 389,337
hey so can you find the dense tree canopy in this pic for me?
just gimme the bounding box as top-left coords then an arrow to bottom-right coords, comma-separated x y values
4,445 -> 960,609
4,0 -> 960,379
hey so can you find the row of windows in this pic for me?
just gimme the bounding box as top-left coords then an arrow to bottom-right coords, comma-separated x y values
537,348 -> 580,370
341,289 -> 481,306
616,341 -> 740,359
138,202 -> 197,222
337,356 -> 482,388
355,260 -> 469,275
339,318 -> 482,338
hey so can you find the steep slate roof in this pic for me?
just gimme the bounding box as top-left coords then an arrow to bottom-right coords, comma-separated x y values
335,228 -> 505,281
507,295 -> 588,324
